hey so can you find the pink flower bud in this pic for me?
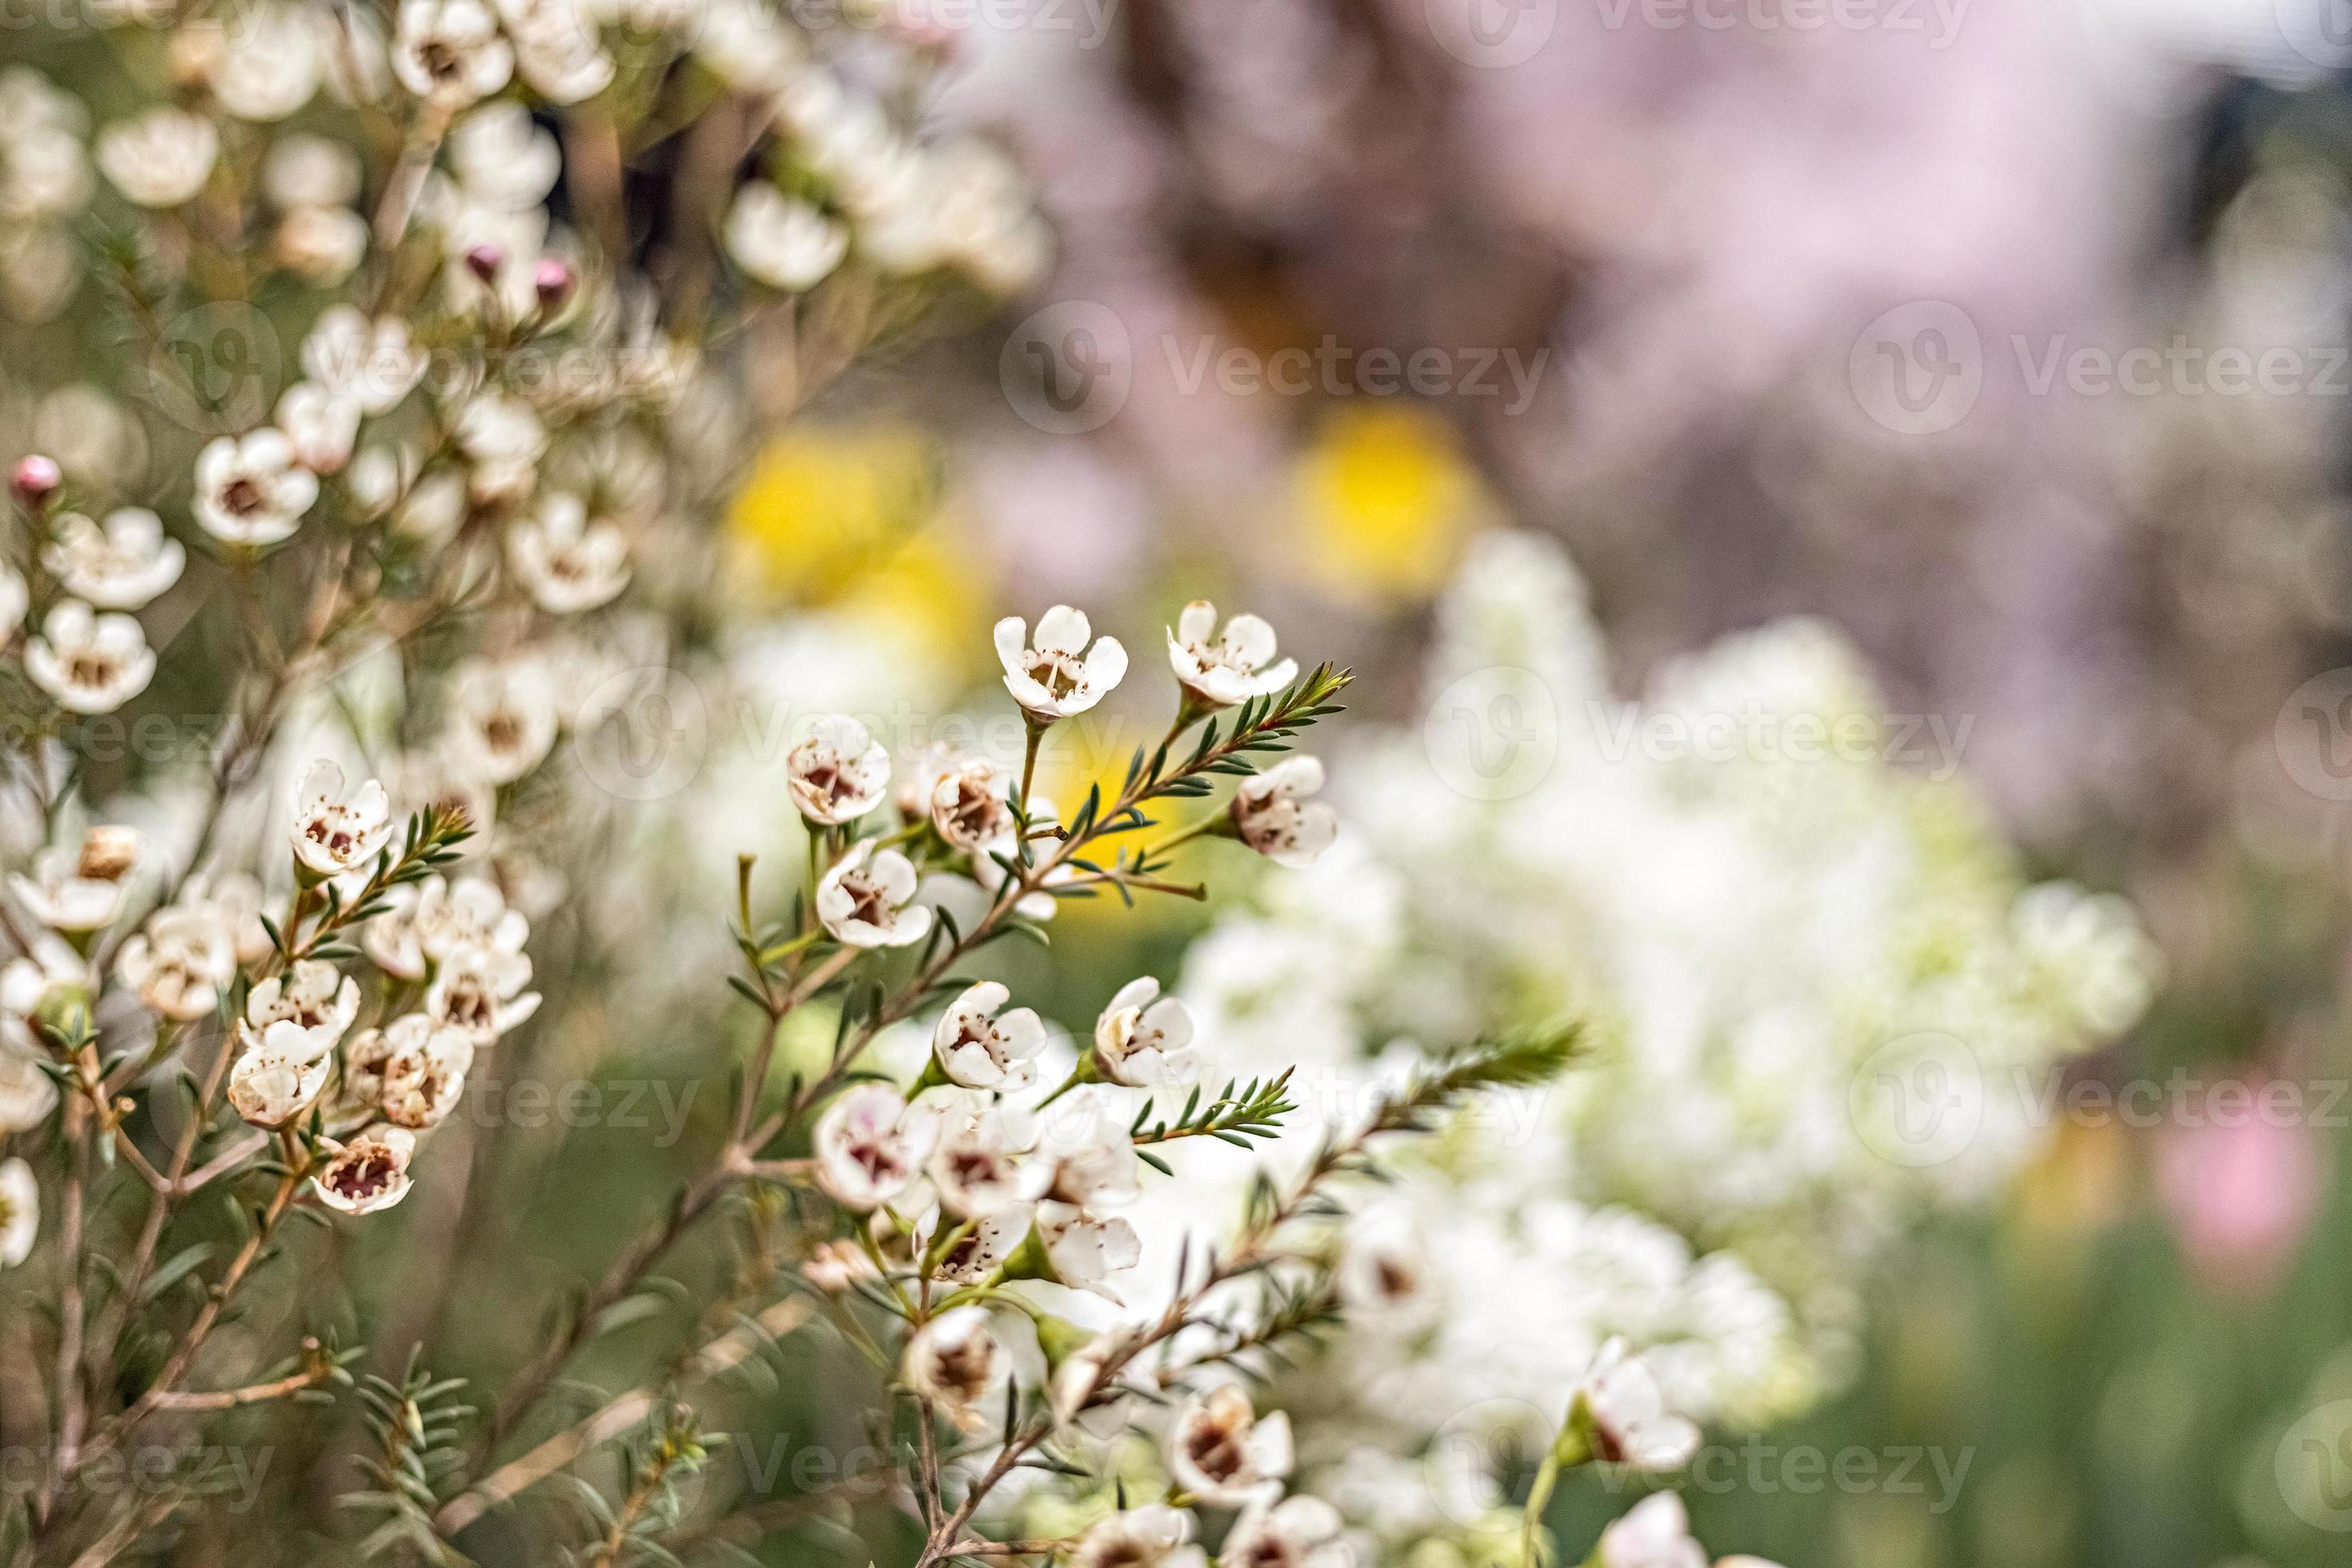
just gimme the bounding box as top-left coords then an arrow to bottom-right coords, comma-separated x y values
533,258 -> 574,309
463,244 -> 506,284
10,454 -> 61,510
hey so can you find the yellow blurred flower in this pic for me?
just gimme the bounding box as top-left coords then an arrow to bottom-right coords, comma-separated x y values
726,423 -> 988,670
1294,404 -> 1482,605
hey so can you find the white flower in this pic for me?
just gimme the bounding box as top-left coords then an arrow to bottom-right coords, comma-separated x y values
275,382 -> 361,474
247,958 -> 361,1062
726,186 -> 848,291
454,392 -> 546,503
928,757 -> 1014,853
10,826 -> 139,931
0,1047 -> 56,1133
114,906 -> 237,1021
274,204 -> 369,284
1036,1201 -> 1140,1301
182,871 -> 275,966
1166,1386 -> 1292,1506
1217,1497 -> 1350,1568
0,937 -> 85,1059
815,840 -> 931,949
447,102 -> 559,210
813,1082 -> 938,1211
423,942 -> 541,1044
0,566 -> 25,638
929,1106 -> 1038,1219
346,1014 -> 475,1129
290,760 -> 395,881
210,4 -> 322,121
391,0 -> 515,106
1334,1202 -> 1437,1332
1092,977 -> 1198,1087
302,307 -> 425,416
367,874 -> 526,981
1070,1507 -> 1205,1568
498,0 -> 614,102
263,134 -> 361,209
902,1305 -> 1007,1434
194,428 -> 317,546
786,715 -> 891,826
506,494 -> 630,613
1228,758 -> 1337,869
42,509 -> 185,609
1571,1338 -> 1701,1471
443,658 -> 560,785
803,1238 -> 877,1293
1168,602 -> 1297,710
227,1023 -> 334,1126
995,607 -> 1126,723
1031,1090 -> 1137,1210
934,1207 -> 1029,1283
25,602 -> 155,714
0,1158 -> 37,1266
932,981 -> 1045,1090
95,109 -> 218,207
313,1124 -> 417,1214
1593,1494 -> 1706,1568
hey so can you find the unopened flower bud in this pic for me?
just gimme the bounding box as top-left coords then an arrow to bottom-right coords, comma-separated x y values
533,258 -> 574,309
11,455 -> 61,512
464,244 -> 506,285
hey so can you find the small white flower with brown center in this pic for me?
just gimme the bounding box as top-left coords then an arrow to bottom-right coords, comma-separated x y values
346,1014 -> 476,1130
1069,1506 -> 1205,1568
1032,1090 -> 1138,1211
114,906 -> 237,1022
290,760 -> 394,882
42,509 -> 185,610
0,1158 -> 37,1266
25,602 -> 156,714
247,958 -> 361,1062
1335,1202 -> 1437,1333
498,0 -> 614,102
391,0 -> 515,106
786,715 -> 891,826
210,2 -> 321,120
454,392 -> 546,504
1035,1201 -> 1141,1302
227,1023 -> 334,1127
313,1124 -> 417,1214
1567,1338 -> 1700,1472
928,756 -> 1014,852
182,872 -> 275,966
1092,977 -> 1198,1087
816,840 -> 930,949
1167,602 -> 1297,711
933,1207 -> 1029,1284
931,981 -> 1045,1090
1217,1496 -> 1350,1568
1227,758 -> 1337,869
95,108 -> 218,207
902,1305 -> 1007,1434
10,826 -> 140,931
506,494 -> 631,614
302,307 -> 426,416
928,1105 -> 1038,1219
1592,1494 -> 1707,1568
423,942 -> 540,1046
994,606 -> 1127,723
194,428 -> 318,546
813,1082 -> 938,1211
443,658 -> 559,785
1166,1386 -> 1293,1507
726,185 -> 848,291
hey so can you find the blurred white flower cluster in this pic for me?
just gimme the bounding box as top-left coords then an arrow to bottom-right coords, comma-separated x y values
1176,530 -> 2162,1557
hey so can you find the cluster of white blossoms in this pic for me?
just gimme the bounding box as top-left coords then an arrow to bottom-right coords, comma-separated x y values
1169,530 -> 2161,1560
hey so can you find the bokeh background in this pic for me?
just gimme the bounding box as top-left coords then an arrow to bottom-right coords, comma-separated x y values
685,2 -> 2352,1566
